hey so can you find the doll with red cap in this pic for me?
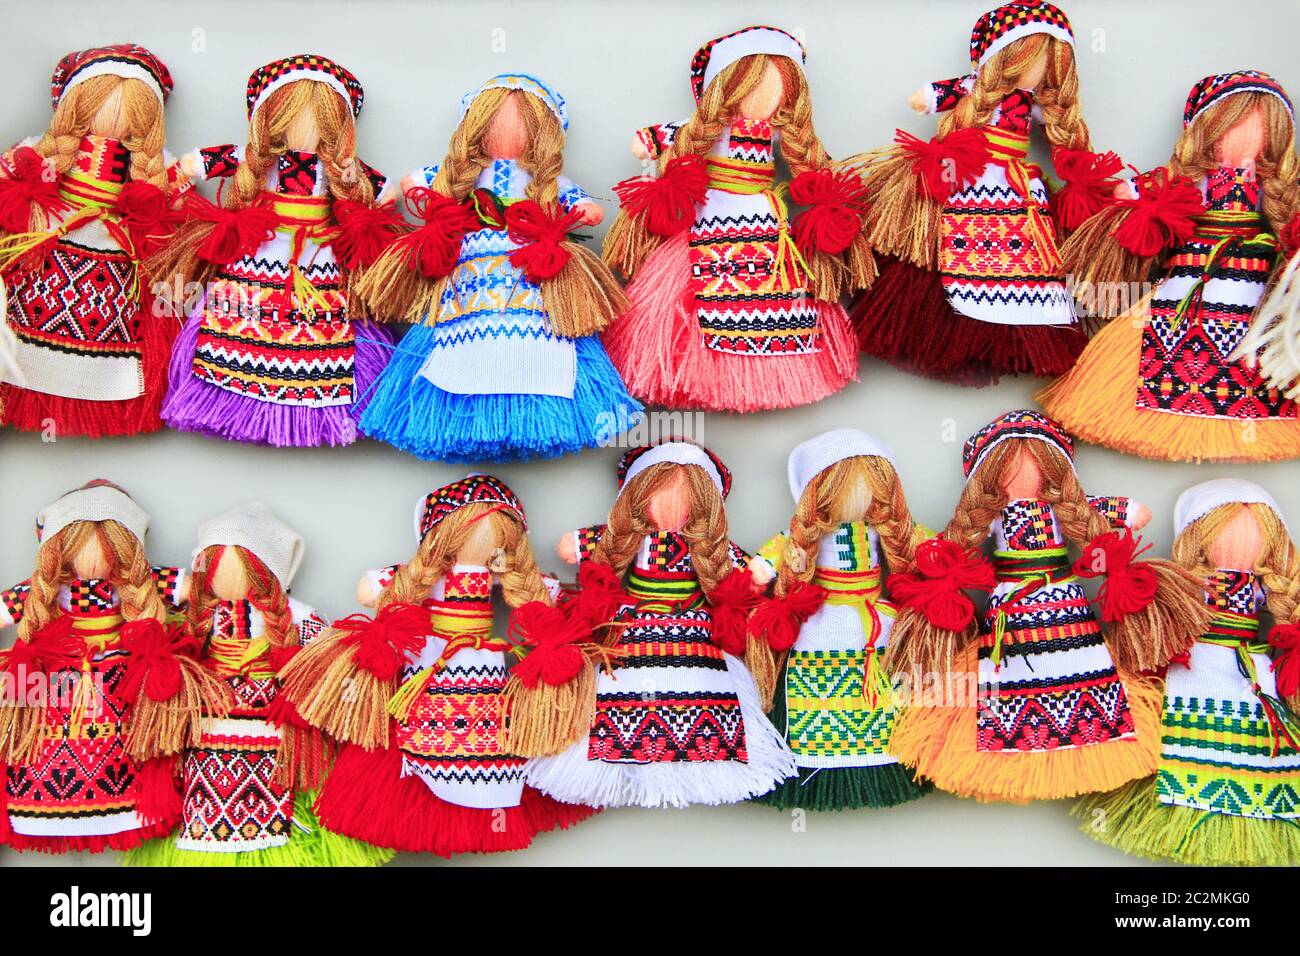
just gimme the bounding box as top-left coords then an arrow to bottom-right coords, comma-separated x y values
278,476 -> 594,856
602,26 -> 871,412
0,46 -> 192,437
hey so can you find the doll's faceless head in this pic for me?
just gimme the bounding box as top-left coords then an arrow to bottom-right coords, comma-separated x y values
189,544 -> 296,647
433,87 -> 566,204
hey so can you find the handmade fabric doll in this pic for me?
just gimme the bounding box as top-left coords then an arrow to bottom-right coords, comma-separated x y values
154,54 -> 396,447
509,440 -> 797,808
278,475 -> 594,856
126,503 -> 391,866
0,481 -> 218,852
1041,71 -> 1300,461
747,429 -> 931,810
600,26 -> 871,412
852,2 -> 1117,385
0,45 -> 191,437
1077,479 -> 1300,865
355,73 -> 639,461
882,411 -> 1209,802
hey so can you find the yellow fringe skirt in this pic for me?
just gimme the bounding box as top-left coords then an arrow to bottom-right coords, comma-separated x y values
889,643 -> 1164,803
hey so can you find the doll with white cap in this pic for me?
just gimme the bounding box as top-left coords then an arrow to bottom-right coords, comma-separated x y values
1042,71 -> 1300,461
601,25 -> 871,412
126,503 -> 390,866
744,429 -> 933,810
0,481 -> 218,852
0,45 -> 192,437
1078,479 -> 1300,865
354,73 -> 639,461
512,440 -> 797,808
852,2 -> 1117,385
882,411 -> 1208,802
279,475 -> 595,855
152,54 -> 396,448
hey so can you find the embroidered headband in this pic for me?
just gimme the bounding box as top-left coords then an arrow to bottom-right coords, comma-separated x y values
1183,70 -> 1294,129
689,25 -> 806,103
1174,478 -> 1290,538
617,440 -> 732,499
787,428 -> 897,503
413,474 -> 526,542
246,53 -> 364,119
962,410 -> 1074,479
51,44 -> 172,108
969,1 -> 1073,71
36,479 -> 149,545
459,72 -> 568,130
193,502 -> 305,589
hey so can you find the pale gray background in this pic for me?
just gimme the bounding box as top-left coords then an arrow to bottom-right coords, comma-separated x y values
2,0 -> 1298,867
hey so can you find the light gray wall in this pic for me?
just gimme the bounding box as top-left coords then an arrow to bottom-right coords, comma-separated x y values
3,0 -> 1297,867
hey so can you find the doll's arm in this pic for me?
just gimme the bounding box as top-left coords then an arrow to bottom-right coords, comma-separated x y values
357,159 -> 387,199
749,533 -> 786,586
288,598 -> 329,647
356,565 -> 400,608
152,567 -> 188,610
182,144 -> 243,183
1087,496 -> 1151,531
0,581 -> 31,628
556,175 -> 603,225
911,76 -> 974,115
0,137 -> 43,176
400,163 -> 441,198
728,541 -> 752,571
633,120 -> 688,160
557,525 -> 606,565
162,149 -> 195,198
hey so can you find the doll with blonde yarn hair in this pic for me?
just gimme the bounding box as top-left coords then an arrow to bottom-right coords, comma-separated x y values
882,412 -> 1209,803
0,46 -> 192,437
355,73 -> 639,461
126,503 -> 391,866
153,54 -> 396,447
1041,71 -> 1300,461
601,26 -> 871,412
852,2 -> 1118,385
0,481 -> 219,853
1077,479 -> 1300,865
747,430 -> 932,810
278,476 -> 595,856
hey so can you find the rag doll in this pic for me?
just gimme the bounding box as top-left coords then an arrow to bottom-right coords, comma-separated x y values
0,45 -> 190,436
600,26 -> 870,412
882,411 -> 1210,802
126,503 -> 391,866
508,440 -> 797,807
278,475 -> 595,856
852,2 -> 1116,385
154,53 -> 396,447
0,481 -> 218,852
1041,71 -> 1300,461
356,73 -> 639,461
1077,479 -> 1300,865
747,429 -> 931,810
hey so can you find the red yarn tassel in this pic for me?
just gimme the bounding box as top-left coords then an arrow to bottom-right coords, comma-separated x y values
134,754 -> 182,826
118,619 -> 200,702
613,154 -> 709,237
789,167 -> 869,256
888,538 -> 995,631
707,569 -> 762,656
507,602 -> 590,688
333,602 -> 430,681
505,200 -> 584,281
114,181 -> 184,260
560,562 -> 630,629
1269,622 -> 1300,698
1072,528 -> 1158,621
391,187 -> 479,278
332,199 -> 406,270
1112,167 -> 1204,257
1050,148 -> 1123,231
0,146 -> 70,233
1280,216 -> 1300,257
183,192 -> 281,266
895,127 -> 988,201
749,581 -> 828,652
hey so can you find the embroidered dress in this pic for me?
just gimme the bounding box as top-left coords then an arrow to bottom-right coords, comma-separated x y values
1078,570 -> 1300,865
359,160 -> 639,461
0,571 -> 186,852
752,521 -> 928,810
313,565 -> 594,855
124,598 -> 390,867
603,119 -> 857,411
525,529 -> 796,807
0,135 -> 191,435
1041,165 -> 1300,461
163,146 -> 393,447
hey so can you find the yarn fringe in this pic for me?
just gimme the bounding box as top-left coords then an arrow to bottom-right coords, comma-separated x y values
855,146 -> 944,271
744,637 -> 780,714
888,643 -> 1163,802
1074,775 -> 1300,866
882,606 -> 976,683
126,659 -> 232,760
1036,307 -> 1300,462
273,722 -> 337,793
135,755 -> 182,825
543,241 -> 629,338
278,629 -> 399,752
351,244 -> 448,324
0,699 -> 47,765
601,207 -> 659,280
1060,206 -> 1159,323
1104,561 -> 1210,674
503,664 -> 597,758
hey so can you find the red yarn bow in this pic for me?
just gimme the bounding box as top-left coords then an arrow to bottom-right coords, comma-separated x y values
749,581 -> 828,653
896,127 -> 988,201
560,562 -> 630,629
613,154 -> 709,238
332,602 -> 430,682
1,616 -> 83,676
394,187 -> 479,279
112,180 -> 182,260
707,569 -> 763,656
182,192 -> 282,266
119,618 -> 201,703
264,685 -> 312,730
1050,148 -> 1123,231
1112,167 -> 1203,257
789,168 -> 869,256
1072,528 -> 1157,621
0,146 -> 70,234
888,537 -> 996,631
1279,216 -> 1300,257
505,199 -> 584,282
332,199 -> 406,270
507,601 -> 590,688
1269,622 -> 1300,699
